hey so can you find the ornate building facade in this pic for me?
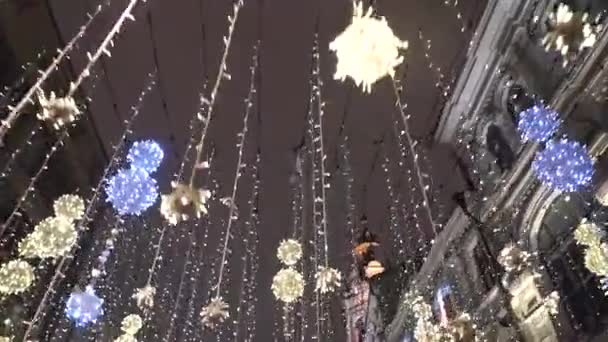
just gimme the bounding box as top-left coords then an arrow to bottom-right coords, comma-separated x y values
385,0 -> 608,341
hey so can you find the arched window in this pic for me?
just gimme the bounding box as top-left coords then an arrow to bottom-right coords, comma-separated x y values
538,193 -> 608,336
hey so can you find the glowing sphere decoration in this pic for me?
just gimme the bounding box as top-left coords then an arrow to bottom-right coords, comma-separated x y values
127,140 -> 164,174
65,286 -> 104,327
532,139 -> 594,192
105,167 -> 159,215
517,105 -> 560,143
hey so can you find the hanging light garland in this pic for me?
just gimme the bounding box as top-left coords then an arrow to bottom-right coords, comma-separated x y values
0,0 -> 111,143
21,73 -> 159,341
532,139 -> 594,192
0,0 -> 147,240
311,34 -> 341,296
517,104 -> 561,143
200,36 -> 257,331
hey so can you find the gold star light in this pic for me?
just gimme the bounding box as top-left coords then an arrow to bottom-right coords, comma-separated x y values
330,1 -> 408,93
200,296 -> 229,329
160,182 -> 211,225
36,90 -> 80,130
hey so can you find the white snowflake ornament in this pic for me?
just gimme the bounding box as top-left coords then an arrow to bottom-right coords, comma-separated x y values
160,182 -> 211,225
315,266 -> 342,294
200,296 -> 229,329
37,90 -> 80,129
330,1 -> 408,93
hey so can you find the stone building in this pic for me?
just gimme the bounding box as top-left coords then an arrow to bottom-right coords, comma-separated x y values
386,0 -> 608,341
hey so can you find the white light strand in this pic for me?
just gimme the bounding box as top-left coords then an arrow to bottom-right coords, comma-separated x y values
391,78 -> 437,236
21,73 -> 158,341
0,0 -> 146,239
233,167 -> 259,341
162,233 -> 195,342
0,0 -> 110,143
442,0 -> 466,33
211,42 -> 258,300
188,0 -> 245,186
381,151 -> 407,259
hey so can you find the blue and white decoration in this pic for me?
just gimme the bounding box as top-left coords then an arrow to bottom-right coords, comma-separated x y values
532,139 -> 594,192
105,167 -> 159,215
105,140 -> 164,215
517,105 -> 560,143
65,286 -> 104,327
127,140 -> 164,174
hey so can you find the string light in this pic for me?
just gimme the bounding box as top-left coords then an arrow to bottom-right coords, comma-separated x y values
0,260 -> 35,295
21,72 -> 158,341
65,285 -> 104,327
187,0 -> 245,186
202,41 -> 259,327
127,140 -> 164,174
517,104 -> 561,143
105,167 -> 159,215
0,0 -> 147,239
532,139 -> 594,192
0,0 -> 110,143
330,1 -> 408,93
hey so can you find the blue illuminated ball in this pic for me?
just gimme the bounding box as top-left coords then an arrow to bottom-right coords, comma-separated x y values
65,286 -> 104,327
105,167 -> 159,215
532,139 -> 594,192
517,105 -> 560,143
127,140 -> 164,174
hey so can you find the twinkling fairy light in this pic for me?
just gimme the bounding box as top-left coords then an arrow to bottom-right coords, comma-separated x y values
232,157 -> 260,342
532,138 -> 595,192
0,0 -> 148,239
187,0 -> 245,187
201,41 -> 258,330
517,104 -> 561,143
442,0 -> 467,33
21,72 -> 158,340
0,0 -> 111,143
381,150 -> 407,259
391,78 -> 438,236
